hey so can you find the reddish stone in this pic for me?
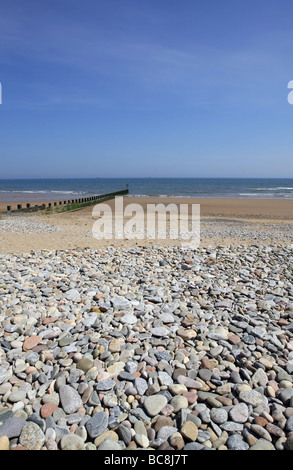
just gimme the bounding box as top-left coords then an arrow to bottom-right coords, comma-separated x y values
200,357 -> 213,370
183,391 -> 198,404
253,416 -> 268,427
40,403 -> 58,418
228,333 -> 241,345
23,335 -> 42,351
42,317 -> 58,325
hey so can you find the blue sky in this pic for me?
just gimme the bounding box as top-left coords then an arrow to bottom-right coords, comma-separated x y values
1,0 -> 293,178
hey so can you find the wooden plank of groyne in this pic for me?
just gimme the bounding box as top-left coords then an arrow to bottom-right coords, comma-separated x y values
2,188 -> 129,215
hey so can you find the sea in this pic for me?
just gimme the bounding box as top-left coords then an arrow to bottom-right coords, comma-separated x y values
1,178 -> 293,201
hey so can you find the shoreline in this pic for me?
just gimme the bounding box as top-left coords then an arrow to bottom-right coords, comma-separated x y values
2,196 -> 293,220
0,196 -> 293,254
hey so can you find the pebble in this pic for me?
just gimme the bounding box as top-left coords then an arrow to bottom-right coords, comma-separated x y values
60,433 -> 85,450
229,403 -> 249,423
181,421 -> 198,441
0,244 -> 293,450
97,438 -> 122,450
250,439 -> 276,451
0,436 -> 9,450
59,385 -> 83,414
238,390 -> 263,407
86,412 -> 108,438
0,417 -> 25,438
19,421 -> 45,450
143,395 -> 168,417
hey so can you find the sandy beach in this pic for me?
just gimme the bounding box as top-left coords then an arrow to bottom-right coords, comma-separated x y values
0,196 -> 293,253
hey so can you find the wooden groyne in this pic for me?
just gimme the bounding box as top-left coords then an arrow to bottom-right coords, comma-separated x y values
4,188 -> 129,214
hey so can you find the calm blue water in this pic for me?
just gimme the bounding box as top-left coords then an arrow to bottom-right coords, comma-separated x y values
1,178 -> 293,201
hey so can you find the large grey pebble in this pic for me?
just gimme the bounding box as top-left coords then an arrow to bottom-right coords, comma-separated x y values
98,438 -> 122,450
59,384 -> 83,414
65,288 -> 81,302
0,417 -> 26,438
86,412 -> 108,438
143,394 -> 168,416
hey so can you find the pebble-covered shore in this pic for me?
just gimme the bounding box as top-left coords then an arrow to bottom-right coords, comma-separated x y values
0,245 -> 293,450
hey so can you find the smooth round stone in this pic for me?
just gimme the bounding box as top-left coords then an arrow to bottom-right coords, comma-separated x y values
170,395 -> 188,413
143,395 -> 168,417
120,314 -> 137,325
227,434 -> 249,450
0,417 -> 25,438
278,388 -> 293,404
210,408 -> 228,425
60,434 -> 85,450
118,371 -> 136,381
23,335 -> 42,351
86,411 -> 108,438
229,403 -> 249,423
40,403 -> 58,418
94,431 -> 119,447
77,357 -> 94,372
135,377 -> 148,395
107,362 -> 125,376
103,394 -> 118,407
150,327 -> 169,337
117,424 -> 132,445
59,385 -> 83,414
181,421 -> 198,441
177,328 -> 197,341
250,439 -> 276,450
177,375 -> 202,389
220,422 -> 244,432
8,390 -> 26,403
135,433 -> 149,448
98,438 -> 122,450
239,390 -> 263,406
159,313 -> 175,323
183,391 -> 198,404
169,432 -> 185,450
125,360 -> 138,374
169,384 -> 188,395
96,379 -> 116,391
134,420 -> 147,436
65,289 -> 81,302
109,338 -> 123,353
157,426 -> 178,441
19,421 -> 45,450
42,393 -> 60,406
158,371 -> 173,386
